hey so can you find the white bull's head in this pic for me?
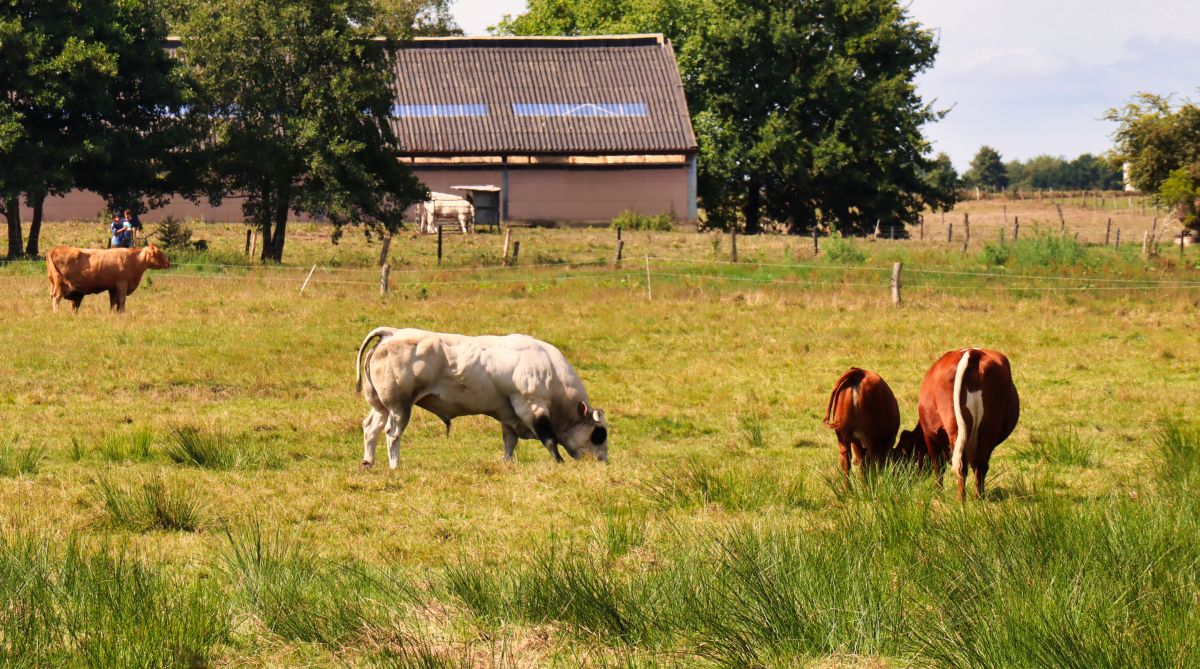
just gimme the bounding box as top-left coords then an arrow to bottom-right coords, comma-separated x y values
559,401 -> 609,463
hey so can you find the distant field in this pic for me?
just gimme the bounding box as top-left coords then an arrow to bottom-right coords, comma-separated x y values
1,200 -> 1198,667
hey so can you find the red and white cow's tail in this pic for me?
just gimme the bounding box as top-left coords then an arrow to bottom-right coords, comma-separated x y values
951,349 -> 984,475
355,327 -> 395,394
823,368 -> 865,430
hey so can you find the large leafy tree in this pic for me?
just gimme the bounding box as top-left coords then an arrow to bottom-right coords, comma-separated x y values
499,0 -> 949,235
178,0 -> 426,262
1106,93 -> 1200,232
0,0 -> 184,258
374,0 -> 462,37
963,145 -> 1008,191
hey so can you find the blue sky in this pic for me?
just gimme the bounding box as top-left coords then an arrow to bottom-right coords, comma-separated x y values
452,0 -> 1200,170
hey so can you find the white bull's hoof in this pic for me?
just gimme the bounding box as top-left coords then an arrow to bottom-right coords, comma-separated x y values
361,460 -> 374,469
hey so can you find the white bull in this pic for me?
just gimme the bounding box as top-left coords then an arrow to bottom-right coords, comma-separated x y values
418,192 -> 472,234
355,328 -> 609,468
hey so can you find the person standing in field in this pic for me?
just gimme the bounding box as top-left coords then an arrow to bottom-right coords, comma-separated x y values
109,213 -> 133,248
123,209 -> 143,245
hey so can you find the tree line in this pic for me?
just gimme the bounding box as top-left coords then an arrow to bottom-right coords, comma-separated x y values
1,0 -> 453,261
960,146 -> 1123,193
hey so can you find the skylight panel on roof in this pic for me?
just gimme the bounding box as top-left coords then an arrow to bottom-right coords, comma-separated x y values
512,103 -> 648,118
393,104 -> 488,117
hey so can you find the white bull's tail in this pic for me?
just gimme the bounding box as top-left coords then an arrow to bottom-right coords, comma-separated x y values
951,349 -> 984,475
355,327 -> 395,394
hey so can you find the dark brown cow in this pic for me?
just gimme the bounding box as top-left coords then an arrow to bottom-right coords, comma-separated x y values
823,367 -> 901,477
47,245 -> 170,313
897,348 -> 1020,500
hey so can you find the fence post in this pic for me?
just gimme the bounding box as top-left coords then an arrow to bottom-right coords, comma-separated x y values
1114,229 -> 1120,254
1003,204 -> 1008,225
244,228 -> 252,257
378,234 -> 392,267
614,239 -> 625,268
999,227 -> 1005,245
510,240 -> 520,266
380,264 -> 389,296
947,222 -> 953,243
437,224 -> 443,265
919,214 -> 924,240
891,262 -> 902,306
961,213 -> 970,253
249,230 -> 257,261
812,225 -> 819,255
1181,232 -> 1186,258
1013,216 -> 1019,242
873,220 -> 881,239
1105,218 -> 1111,246
299,264 -> 317,294
502,227 -> 511,265
644,254 -> 652,302
1056,204 -> 1065,234
1142,231 -> 1150,259
731,225 -> 738,263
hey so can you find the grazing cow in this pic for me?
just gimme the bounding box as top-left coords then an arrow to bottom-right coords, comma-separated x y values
418,192 -> 472,234
897,348 -> 1020,499
47,245 -> 170,313
822,367 -> 901,477
355,327 -> 609,468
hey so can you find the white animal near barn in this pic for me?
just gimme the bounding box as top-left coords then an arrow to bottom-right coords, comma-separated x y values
355,327 -> 610,468
418,192 -> 473,234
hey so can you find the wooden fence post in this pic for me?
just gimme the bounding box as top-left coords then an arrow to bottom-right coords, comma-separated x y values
812,225 -> 819,255
380,264 -> 390,296
299,265 -> 317,294
1142,231 -> 1150,259
1056,204 -> 1065,234
502,227 -> 511,265
614,239 -> 625,268
891,262 -> 902,306
510,240 -> 520,266
961,213 -> 970,253
919,214 -> 925,240
1105,218 -> 1111,246
244,228 -> 252,257
378,234 -> 392,267
1003,204 -> 1008,225
1013,216 -> 1019,242
947,222 -> 953,243
1181,232 -> 1186,258
1114,229 -> 1120,253
248,230 -> 257,260
436,224 -> 443,265
731,225 -> 738,262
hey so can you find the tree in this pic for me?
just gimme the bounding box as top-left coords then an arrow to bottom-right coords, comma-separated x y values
0,0 -> 185,258
964,146 -> 1008,191
923,153 -> 961,212
178,0 -> 426,262
1106,93 -> 1200,193
499,0 -> 949,235
374,0 -> 462,37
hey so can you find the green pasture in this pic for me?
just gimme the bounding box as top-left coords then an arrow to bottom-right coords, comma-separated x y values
0,214 -> 1198,667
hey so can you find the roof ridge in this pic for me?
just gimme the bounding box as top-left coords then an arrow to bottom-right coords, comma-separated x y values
409,34 -> 665,48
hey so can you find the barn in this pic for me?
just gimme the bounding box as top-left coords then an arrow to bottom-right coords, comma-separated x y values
393,34 -> 699,225
30,34 -> 698,226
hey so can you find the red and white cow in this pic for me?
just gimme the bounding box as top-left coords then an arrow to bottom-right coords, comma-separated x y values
823,367 -> 901,477
897,348 -> 1020,499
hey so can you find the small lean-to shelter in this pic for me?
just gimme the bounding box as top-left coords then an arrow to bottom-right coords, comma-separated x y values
391,34 -> 698,225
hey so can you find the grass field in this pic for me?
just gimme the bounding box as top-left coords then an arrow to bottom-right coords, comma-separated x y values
1,201 -> 1198,667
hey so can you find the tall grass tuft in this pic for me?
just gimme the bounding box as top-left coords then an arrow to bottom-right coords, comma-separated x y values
97,427 -> 156,462
223,524 -> 414,648
1156,416 -> 1200,487
0,535 -> 228,666
982,233 -> 1091,269
1014,429 -> 1095,467
0,444 -> 46,477
639,457 -> 806,511
95,476 -> 204,532
166,426 -> 240,469
736,411 -> 767,449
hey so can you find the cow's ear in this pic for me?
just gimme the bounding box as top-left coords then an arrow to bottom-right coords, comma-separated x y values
578,401 -> 589,418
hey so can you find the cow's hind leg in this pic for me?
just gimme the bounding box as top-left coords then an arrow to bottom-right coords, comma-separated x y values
362,408 -> 387,468
502,424 -> 518,463
385,406 -> 412,469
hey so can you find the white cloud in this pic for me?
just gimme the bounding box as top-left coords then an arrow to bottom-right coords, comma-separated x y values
452,0 -> 526,35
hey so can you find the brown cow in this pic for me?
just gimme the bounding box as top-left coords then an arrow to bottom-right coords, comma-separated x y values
897,348 -> 1020,500
47,245 -> 170,313
823,367 -> 901,478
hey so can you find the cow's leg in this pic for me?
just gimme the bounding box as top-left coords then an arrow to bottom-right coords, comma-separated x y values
509,398 -> 562,463
362,408 -> 387,468
837,436 -> 852,479
385,406 -> 411,469
850,439 -> 868,481
108,289 -> 119,310
502,424 -> 519,463
114,285 -> 128,313
70,295 -> 83,312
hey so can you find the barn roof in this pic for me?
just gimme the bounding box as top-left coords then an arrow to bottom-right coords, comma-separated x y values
390,35 -> 698,156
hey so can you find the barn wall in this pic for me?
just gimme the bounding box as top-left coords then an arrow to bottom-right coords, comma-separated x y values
24,165 -> 689,225
414,166 -> 691,223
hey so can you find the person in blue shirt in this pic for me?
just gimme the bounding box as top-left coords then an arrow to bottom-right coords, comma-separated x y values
123,209 -> 142,245
109,213 -> 132,248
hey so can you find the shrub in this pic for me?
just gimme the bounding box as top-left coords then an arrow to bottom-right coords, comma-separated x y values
822,233 -> 868,264
151,215 -> 193,248
982,233 -> 1090,269
611,209 -> 674,232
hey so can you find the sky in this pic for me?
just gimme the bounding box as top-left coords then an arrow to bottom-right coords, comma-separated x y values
451,0 -> 1200,170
